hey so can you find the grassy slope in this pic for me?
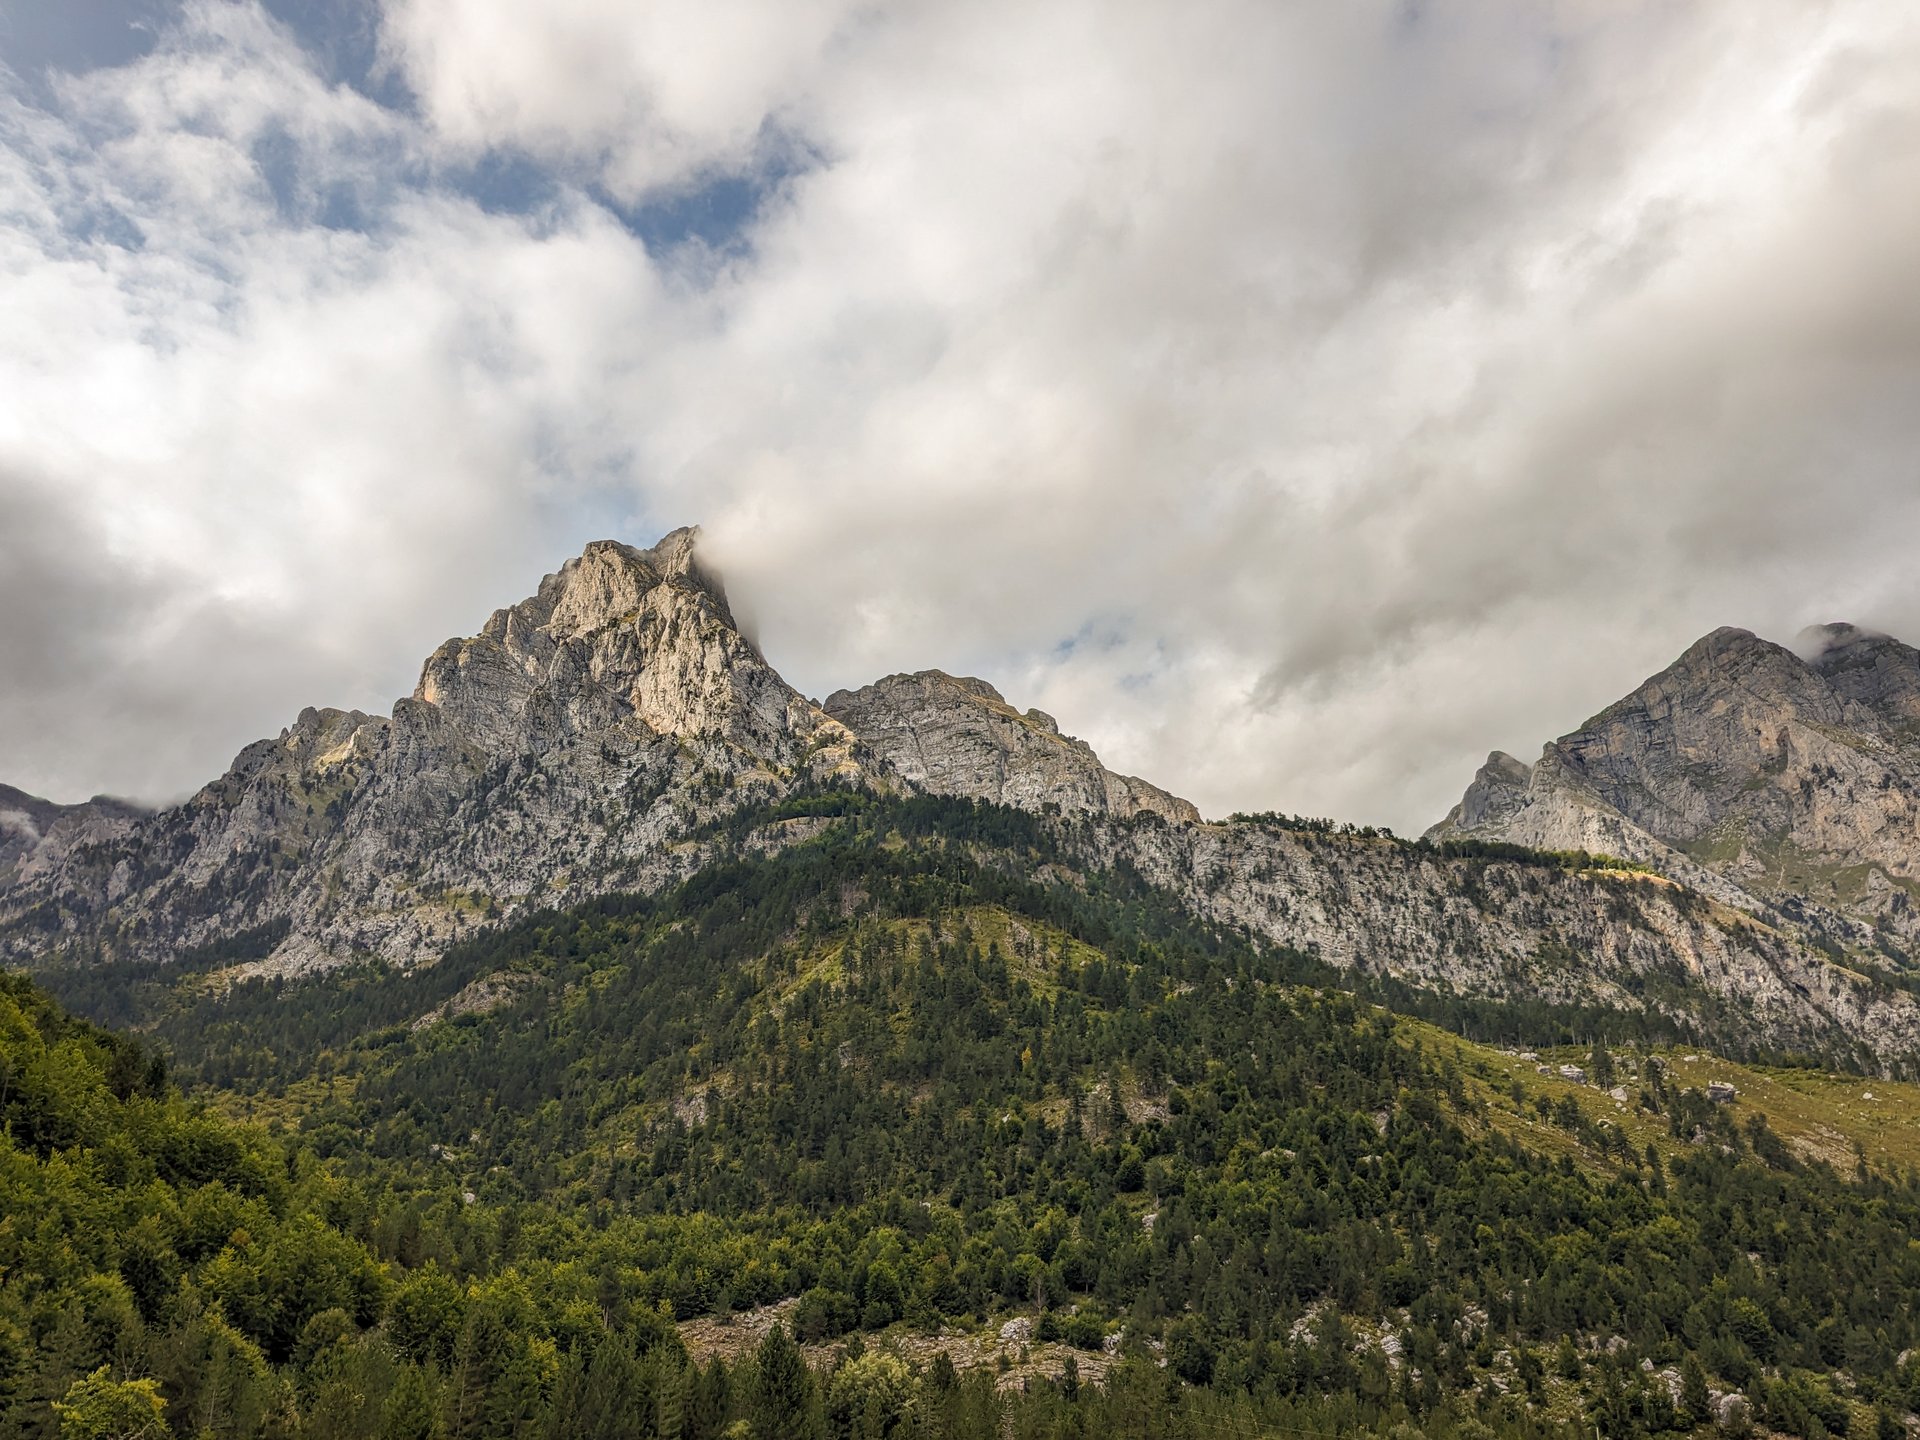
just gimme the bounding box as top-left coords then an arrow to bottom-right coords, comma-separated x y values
1421,1018 -> 1920,1176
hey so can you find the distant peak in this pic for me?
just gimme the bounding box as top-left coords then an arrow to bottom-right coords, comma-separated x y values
1793,621 -> 1892,663
837,671 -> 1009,706
1685,625 -> 1765,656
1481,750 -> 1533,781
1663,625 -> 1805,677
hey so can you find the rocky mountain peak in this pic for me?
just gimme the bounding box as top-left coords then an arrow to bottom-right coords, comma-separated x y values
538,529 -> 732,639
1434,620 -> 1920,954
1798,620 -> 1888,658
1796,623 -> 1920,725
1436,750 -> 1533,832
407,527 -> 810,765
824,670 -> 1200,825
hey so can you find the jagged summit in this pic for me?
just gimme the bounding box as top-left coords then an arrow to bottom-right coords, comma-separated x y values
476,529 -> 733,641
0,528 -> 1195,971
1432,750 -> 1533,833
1432,620 -> 1920,950
407,525 -> 811,765
825,669 -> 1200,825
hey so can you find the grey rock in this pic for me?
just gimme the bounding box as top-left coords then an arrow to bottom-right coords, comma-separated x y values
1431,624 -> 1920,952
0,784 -> 148,886
1082,814 -> 1920,1069
824,670 -> 1199,825
0,529 -> 865,971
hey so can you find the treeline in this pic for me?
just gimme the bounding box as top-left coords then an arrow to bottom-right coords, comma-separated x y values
1222,810 -> 1655,877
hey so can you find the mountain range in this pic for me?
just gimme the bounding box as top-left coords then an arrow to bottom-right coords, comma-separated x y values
8,527 -> 1920,1440
1430,623 -> 1920,953
4,528 -> 1918,1071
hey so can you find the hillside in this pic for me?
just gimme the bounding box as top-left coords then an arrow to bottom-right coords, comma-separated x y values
1430,624 -> 1920,963
25,795 -> 1920,1439
8,532 -> 1920,1069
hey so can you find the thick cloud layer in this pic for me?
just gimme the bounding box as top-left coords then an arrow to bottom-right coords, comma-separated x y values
2,0 -> 1918,830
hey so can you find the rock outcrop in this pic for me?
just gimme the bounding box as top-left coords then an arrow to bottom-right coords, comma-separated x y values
1430,624 -> 1920,954
1089,816 -> 1920,1069
825,671 -> 1200,825
0,785 -> 147,887
6,535 -> 1919,1069
0,530 -> 863,971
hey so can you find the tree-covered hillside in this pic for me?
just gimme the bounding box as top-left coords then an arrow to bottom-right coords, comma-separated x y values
16,795 -> 1920,1438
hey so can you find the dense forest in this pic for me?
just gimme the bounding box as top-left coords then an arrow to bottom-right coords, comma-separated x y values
11,795 -> 1920,1438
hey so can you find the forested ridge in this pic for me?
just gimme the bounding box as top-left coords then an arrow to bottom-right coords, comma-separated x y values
11,795 -> 1920,1438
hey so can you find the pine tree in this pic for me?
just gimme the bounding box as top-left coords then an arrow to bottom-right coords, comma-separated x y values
1680,1353 -> 1710,1425
381,1365 -> 440,1440
657,1354 -> 688,1440
750,1326 -> 815,1440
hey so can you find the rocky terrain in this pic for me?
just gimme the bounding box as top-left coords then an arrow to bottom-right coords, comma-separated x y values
0,785 -> 147,887
1429,623 -> 1920,959
0,529 -> 1197,974
0,530 -> 867,970
824,670 -> 1198,824
1087,817 -> 1920,1068
4,530 -> 1919,1068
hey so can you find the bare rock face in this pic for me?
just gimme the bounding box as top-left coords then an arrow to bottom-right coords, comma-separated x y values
1437,751 -> 1534,832
0,529 -> 864,971
8,535 -> 1920,1068
824,671 -> 1200,825
1088,817 -> 1920,1069
0,785 -> 148,887
1430,624 -> 1920,953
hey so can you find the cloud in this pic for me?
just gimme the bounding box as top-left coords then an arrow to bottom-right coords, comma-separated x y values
3,0 -> 1919,834
377,0 -> 864,198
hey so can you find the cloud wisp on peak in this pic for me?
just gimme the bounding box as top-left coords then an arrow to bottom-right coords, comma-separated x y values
2,0 -> 1919,835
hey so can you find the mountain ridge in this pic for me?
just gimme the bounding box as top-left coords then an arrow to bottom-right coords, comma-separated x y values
0,529 -> 1184,976
5,530 -> 1920,1070
1430,619 -> 1920,959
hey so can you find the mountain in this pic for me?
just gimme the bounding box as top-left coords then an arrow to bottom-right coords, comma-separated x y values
20,804 -> 1920,1440
0,784 -> 147,886
823,670 -> 1199,825
0,531 -> 1231,978
7,533 -> 1920,1069
0,530 -> 864,972
1429,623 -> 1920,960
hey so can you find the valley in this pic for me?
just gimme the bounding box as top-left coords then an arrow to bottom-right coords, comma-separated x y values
5,534 -> 1920,1440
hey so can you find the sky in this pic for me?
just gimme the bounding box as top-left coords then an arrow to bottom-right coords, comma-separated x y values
3,0 -> 1919,833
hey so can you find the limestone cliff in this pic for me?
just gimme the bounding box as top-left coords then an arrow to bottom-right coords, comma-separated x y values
1429,624 -> 1920,955
1085,817 -> 1920,1069
0,785 -> 147,887
824,671 -> 1200,825
0,530 -> 862,971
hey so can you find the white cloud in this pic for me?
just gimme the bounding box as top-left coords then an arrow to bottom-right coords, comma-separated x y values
3,0 -> 1920,834
378,0 -> 866,196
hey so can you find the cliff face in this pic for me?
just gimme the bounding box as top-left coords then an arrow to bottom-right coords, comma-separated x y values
1429,624 -> 1920,955
825,671 -> 1200,825
0,786 -> 147,888
6,536 -> 1919,1068
0,531 -> 865,971
1087,818 -> 1920,1068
